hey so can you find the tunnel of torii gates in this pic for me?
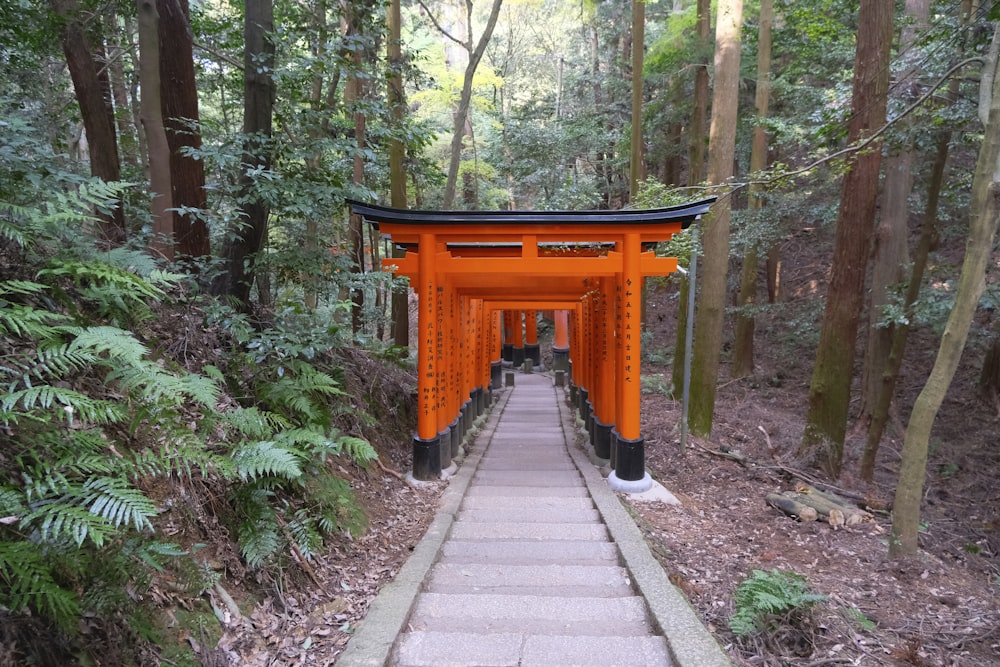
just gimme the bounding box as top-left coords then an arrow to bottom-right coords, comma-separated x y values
349,197 -> 716,493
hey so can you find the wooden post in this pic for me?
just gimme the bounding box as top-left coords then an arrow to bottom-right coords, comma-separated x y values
414,235 -> 441,480
553,309 -> 570,371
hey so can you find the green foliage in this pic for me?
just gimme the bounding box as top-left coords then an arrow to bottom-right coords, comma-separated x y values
729,569 -> 828,637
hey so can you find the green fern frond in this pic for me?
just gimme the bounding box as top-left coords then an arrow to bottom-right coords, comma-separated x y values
37,260 -> 164,301
0,385 -> 123,426
79,477 -> 157,532
231,441 -> 303,481
338,435 -> 377,465
22,477 -> 157,547
286,510 -> 322,561
222,406 -> 286,439
0,302 -> 65,340
23,501 -> 116,547
106,360 -> 220,408
0,485 -> 25,516
64,325 -> 148,362
0,541 -> 80,630
125,441 -> 233,481
729,569 -> 828,637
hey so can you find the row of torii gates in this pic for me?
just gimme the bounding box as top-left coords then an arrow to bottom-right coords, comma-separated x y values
350,197 -> 715,493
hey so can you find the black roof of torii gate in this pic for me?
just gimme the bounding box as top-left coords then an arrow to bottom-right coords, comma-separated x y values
348,197 -> 716,229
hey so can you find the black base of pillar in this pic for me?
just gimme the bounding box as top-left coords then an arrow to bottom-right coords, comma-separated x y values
512,346 -> 525,367
593,418 -> 613,459
438,427 -> 452,470
474,387 -> 484,416
569,383 -> 578,406
552,346 -> 569,372
502,343 -> 513,363
491,360 -> 503,390
450,417 -> 461,459
614,434 -> 645,482
525,343 -> 541,366
579,388 -> 590,423
462,399 -> 472,433
413,435 -> 441,480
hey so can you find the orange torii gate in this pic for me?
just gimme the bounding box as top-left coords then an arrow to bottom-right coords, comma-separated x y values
350,199 -> 714,492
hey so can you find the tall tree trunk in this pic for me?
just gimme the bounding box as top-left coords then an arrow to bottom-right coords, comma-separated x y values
861,0 -> 972,481
628,0 -> 645,201
345,0 -> 368,332
214,0 -> 275,306
137,0 -> 173,261
387,0 -> 410,349
51,0 -> 127,245
799,0 -> 893,478
303,0 -> 329,309
438,0 -> 504,209
891,24 -> 1000,558
158,0 -> 210,261
688,0 -> 744,437
858,0 -> 931,426
688,0 -> 710,185
732,0 -> 773,378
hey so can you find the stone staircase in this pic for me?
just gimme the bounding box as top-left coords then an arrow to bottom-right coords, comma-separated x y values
393,375 -> 671,667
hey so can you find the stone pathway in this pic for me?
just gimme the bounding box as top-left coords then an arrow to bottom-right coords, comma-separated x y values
337,372 -> 730,667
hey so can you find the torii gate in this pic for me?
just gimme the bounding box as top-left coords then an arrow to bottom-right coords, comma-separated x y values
350,198 -> 714,492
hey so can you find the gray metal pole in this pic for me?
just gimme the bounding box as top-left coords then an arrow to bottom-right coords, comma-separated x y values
680,227 -> 697,453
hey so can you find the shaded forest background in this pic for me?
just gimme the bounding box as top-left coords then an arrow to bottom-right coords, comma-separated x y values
1,0 -> 999,664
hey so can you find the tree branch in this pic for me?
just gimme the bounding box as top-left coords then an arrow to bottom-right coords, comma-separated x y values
415,0 -> 465,48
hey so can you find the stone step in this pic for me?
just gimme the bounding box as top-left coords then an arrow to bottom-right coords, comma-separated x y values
426,563 -> 633,597
440,539 -> 619,565
456,507 -> 600,524
465,485 -> 590,499
407,593 -> 654,635
448,521 -> 608,541
460,495 -> 594,511
472,470 -> 583,486
395,631 -> 671,667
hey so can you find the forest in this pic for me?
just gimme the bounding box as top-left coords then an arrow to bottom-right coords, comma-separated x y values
1,0 -> 999,664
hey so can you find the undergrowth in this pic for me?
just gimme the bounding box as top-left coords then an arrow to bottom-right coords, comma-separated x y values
0,184 -> 389,661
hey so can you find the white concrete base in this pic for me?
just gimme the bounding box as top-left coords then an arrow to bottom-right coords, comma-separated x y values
607,471 -> 653,494
625,477 -> 681,505
440,462 -> 459,480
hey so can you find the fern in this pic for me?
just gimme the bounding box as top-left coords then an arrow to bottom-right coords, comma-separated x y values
338,434 -> 378,465
231,440 -> 303,481
21,477 -> 157,547
0,541 -> 80,630
729,569 -> 828,637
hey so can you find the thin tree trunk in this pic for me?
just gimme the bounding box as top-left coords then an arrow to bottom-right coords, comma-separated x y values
158,0 -> 210,261
688,0 -> 710,186
688,0 -> 744,436
859,0 -> 931,426
732,0 -> 773,378
628,0 -> 645,200
137,0 -> 174,260
439,0 -> 504,209
51,0 -> 127,245
800,0 -> 893,478
860,130 -> 949,480
891,24 -> 1000,558
345,0 -> 368,332
388,0 -> 409,349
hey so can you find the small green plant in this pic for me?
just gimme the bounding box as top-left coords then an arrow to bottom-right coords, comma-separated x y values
729,569 -> 828,637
